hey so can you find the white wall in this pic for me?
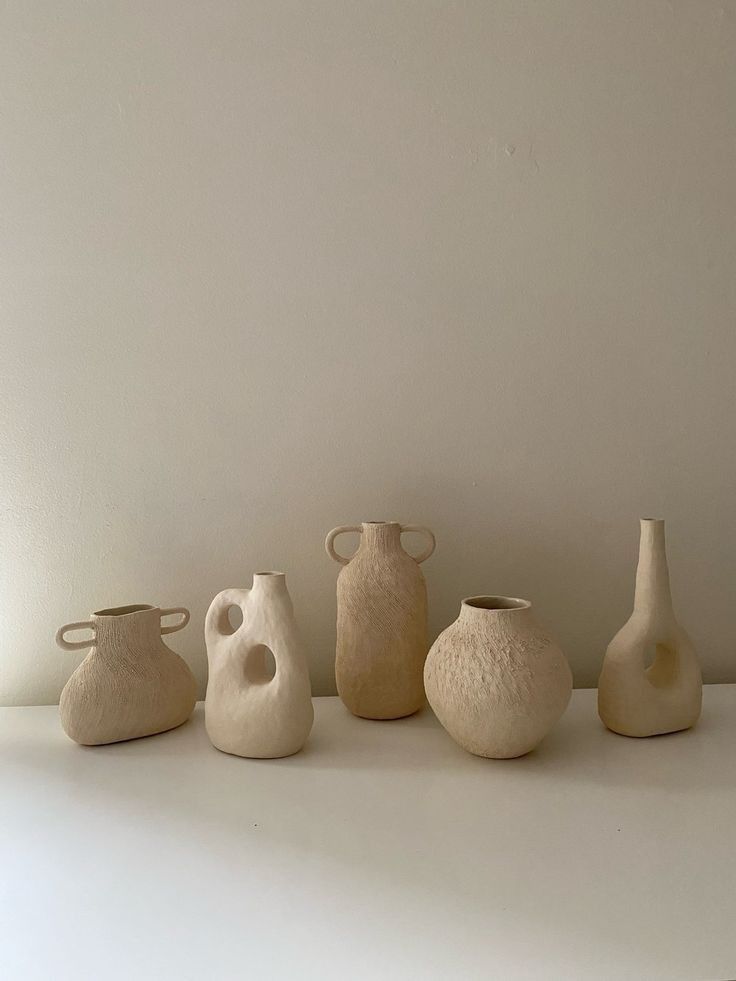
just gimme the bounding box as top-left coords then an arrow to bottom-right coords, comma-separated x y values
1,0 -> 734,705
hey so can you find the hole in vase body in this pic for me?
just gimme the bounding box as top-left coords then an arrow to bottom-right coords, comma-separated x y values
227,605 -> 244,632
245,644 -> 276,685
645,643 -> 678,689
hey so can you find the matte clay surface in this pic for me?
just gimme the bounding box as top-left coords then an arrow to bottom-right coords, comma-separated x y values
326,522 -> 435,719
425,596 -> 572,757
598,519 -> 702,737
56,605 -> 196,745
2,689 -> 736,981
205,572 -> 313,758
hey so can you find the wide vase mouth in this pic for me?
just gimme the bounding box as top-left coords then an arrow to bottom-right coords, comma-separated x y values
462,595 -> 531,612
93,604 -> 156,618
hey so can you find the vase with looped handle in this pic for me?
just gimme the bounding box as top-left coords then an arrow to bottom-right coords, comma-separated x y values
204,572 -> 313,758
56,604 -> 197,746
325,521 -> 436,720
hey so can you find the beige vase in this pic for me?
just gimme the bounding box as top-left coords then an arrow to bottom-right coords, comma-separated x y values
204,572 -> 314,758
598,518 -> 702,737
56,604 -> 197,745
424,596 -> 572,758
325,521 -> 436,720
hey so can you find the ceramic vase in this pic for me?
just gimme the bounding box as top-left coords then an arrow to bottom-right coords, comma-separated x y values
204,572 -> 313,758
325,521 -> 436,720
424,596 -> 572,758
56,604 -> 197,745
598,518 -> 702,737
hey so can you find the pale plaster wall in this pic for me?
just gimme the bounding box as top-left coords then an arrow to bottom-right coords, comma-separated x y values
1,0 -> 735,704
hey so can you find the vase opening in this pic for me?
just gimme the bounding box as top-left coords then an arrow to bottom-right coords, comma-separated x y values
463,596 -> 531,612
93,604 -> 156,617
254,571 -> 285,576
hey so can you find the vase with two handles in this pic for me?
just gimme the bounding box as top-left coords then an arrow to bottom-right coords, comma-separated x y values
326,521 -> 436,720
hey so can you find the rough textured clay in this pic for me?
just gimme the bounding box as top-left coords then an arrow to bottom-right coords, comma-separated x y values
56,604 -> 197,745
598,518 -> 702,737
204,572 -> 313,758
424,596 -> 572,758
325,521 -> 436,720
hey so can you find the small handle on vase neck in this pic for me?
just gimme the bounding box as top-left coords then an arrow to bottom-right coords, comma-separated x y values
400,525 -> 436,563
160,607 -> 190,635
56,621 -> 96,652
325,526 -> 362,565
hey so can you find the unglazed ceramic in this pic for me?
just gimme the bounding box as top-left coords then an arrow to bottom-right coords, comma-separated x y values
424,596 -> 572,758
204,572 -> 313,758
56,604 -> 197,745
598,518 -> 702,737
325,521 -> 436,720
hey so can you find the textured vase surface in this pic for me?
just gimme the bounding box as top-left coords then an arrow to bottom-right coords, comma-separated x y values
204,572 -> 313,758
424,596 -> 572,758
325,521 -> 436,720
56,604 -> 197,746
598,518 -> 702,737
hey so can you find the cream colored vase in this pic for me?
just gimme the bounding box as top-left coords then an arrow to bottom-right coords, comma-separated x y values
204,572 -> 314,758
56,604 -> 197,746
424,596 -> 572,758
326,521 -> 436,720
598,518 -> 702,737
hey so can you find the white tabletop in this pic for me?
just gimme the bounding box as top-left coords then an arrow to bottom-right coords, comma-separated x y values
1,687 -> 735,981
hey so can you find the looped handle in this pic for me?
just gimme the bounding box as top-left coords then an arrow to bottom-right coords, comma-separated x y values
205,588 -> 249,641
159,607 -> 190,635
56,621 -> 96,652
325,525 -> 362,566
400,525 -> 436,563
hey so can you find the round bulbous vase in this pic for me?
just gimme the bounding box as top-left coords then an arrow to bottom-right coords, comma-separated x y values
598,518 -> 702,737
56,604 -> 197,746
204,572 -> 314,759
424,596 -> 572,759
325,521 -> 436,720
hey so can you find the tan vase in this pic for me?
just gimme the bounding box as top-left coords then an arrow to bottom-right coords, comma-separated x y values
424,596 -> 572,758
598,518 -> 702,737
204,572 -> 314,758
325,521 -> 436,720
56,604 -> 197,746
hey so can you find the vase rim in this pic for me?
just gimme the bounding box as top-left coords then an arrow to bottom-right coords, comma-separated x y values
253,570 -> 285,576
462,595 -> 531,612
93,604 -> 157,618
362,520 -> 398,526
640,517 -> 664,523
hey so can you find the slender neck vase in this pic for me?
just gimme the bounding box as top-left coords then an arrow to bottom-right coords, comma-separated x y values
598,518 -> 702,737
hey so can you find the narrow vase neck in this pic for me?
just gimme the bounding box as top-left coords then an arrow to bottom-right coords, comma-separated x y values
634,519 -> 673,614
360,522 -> 401,552
251,572 -> 289,599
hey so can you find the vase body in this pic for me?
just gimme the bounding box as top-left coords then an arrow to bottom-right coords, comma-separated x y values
56,605 -> 197,746
325,521 -> 436,720
204,572 -> 313,758
424,596 -> 572,758
598,519 -> 702,737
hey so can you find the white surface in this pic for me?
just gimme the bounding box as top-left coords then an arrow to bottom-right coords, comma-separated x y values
2,1 -> 736,705
2,688 -> 735,981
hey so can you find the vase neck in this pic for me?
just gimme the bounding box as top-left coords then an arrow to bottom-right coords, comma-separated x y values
360,522 -> 401,552
91,605 -> 160,649
251,572 -> 289,600
458,596 -> 533,628
634,519 -> 673,614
